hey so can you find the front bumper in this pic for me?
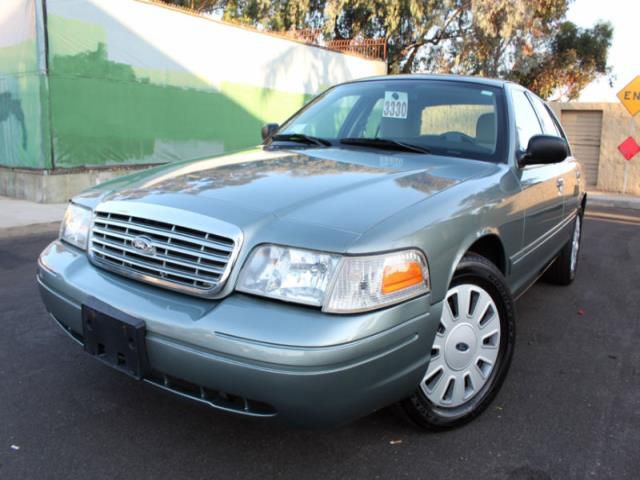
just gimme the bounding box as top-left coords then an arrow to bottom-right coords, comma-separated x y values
38,240 -> 442,428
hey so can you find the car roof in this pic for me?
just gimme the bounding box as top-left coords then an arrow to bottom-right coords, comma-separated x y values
344,73 -> 516,89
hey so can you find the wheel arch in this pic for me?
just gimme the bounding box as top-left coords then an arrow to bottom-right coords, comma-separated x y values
466,233 -> 507,275
442,230 -> 507,301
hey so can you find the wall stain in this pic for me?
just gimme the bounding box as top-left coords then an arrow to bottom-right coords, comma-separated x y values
0,92 -> 28,150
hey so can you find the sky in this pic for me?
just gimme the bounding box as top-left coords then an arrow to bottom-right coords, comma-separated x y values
567,0 -> 639,102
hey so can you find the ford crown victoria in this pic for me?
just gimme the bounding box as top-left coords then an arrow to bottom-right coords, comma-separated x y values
38,75 -> 585,430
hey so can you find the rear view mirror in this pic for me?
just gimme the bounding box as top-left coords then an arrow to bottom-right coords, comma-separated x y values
261,123 -> 279,141
519,135 -> 568,167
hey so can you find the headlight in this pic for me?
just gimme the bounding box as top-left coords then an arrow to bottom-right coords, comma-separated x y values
237,245 -> 341,307
237,245 -> 429,313
59,203 -> 92,250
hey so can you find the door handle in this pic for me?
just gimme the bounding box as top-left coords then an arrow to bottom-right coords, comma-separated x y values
556,178 -> 565,193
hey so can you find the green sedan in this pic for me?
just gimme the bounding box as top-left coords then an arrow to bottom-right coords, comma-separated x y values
38,75 -> 585,429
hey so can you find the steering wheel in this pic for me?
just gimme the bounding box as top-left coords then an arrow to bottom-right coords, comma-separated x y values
439,131 -> 476,145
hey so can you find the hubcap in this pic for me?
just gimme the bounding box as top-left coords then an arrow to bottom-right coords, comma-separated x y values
570,216 -> 581,273
421,284 -> 501,408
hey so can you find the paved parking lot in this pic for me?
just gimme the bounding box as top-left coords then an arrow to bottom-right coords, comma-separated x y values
1,207 -> 639,480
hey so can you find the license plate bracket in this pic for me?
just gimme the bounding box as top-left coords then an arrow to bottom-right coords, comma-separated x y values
81,297 -> 150,380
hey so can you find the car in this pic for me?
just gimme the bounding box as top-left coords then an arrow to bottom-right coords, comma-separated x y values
38,74 -> 585,430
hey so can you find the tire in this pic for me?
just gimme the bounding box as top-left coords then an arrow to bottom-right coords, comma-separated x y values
543,211 -> 583,286
396,254 -> 516,430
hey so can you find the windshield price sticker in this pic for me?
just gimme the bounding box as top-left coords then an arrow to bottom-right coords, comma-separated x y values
383,91 -> 408,119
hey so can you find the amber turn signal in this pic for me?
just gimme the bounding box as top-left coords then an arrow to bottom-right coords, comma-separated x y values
381,261 -> 424,294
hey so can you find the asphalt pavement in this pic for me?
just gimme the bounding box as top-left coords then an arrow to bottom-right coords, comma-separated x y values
1,207 -> 639,480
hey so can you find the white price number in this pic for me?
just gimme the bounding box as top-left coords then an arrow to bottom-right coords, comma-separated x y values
383,91 -> 408,119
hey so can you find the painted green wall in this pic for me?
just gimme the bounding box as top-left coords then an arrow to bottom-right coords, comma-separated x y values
47,14 -> 312,168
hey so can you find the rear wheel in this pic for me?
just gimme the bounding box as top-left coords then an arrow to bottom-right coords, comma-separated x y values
396,254 -> 515,430
543,212 -> 582,285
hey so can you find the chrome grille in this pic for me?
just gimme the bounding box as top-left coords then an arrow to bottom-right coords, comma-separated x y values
89,209 -> 239,297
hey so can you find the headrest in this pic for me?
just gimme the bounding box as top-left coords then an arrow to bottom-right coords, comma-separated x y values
476,113 -> 496,144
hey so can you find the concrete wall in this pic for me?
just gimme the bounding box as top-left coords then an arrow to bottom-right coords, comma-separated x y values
0,165 -> 149,203
550,102 -> 640,196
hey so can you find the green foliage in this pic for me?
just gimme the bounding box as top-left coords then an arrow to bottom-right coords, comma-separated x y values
508,21 -> 613,100
220,0 -> 326,31
160,0 -> 326,30
159,0 -> 220,13
447,0 -> 569,77
160,0 -> 613,100
324,0 -> 467,74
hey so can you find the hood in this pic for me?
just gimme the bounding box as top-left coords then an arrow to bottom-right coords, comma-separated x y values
78,147 -> 495,236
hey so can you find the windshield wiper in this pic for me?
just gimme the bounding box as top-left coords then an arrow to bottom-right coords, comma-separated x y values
271,133 -> 332,147
340,137 -> 431,154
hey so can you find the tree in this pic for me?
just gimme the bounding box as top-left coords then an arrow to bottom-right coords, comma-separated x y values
443,0 -> 569,78
219,0 -> 326,31
324,0 -> 467,74
160,0 -> 221,13
162,0 -> 327,31
439,0 -> 612,100
508,21 -> 613,100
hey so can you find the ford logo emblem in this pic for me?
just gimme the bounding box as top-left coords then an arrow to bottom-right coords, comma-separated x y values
132,236 -> 155,255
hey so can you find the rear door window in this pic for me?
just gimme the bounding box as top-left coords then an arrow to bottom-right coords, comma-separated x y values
528,94 -> 561,137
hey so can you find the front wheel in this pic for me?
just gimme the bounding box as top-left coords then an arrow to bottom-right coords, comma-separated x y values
396,254 -> 516,430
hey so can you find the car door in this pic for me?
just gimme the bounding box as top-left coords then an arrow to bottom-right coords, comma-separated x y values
509,88 -> 565,286
527,93 -> 581,220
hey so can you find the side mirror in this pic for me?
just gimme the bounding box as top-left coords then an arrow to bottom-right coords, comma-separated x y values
519,135 -> 568,167
261,123 -> 279,141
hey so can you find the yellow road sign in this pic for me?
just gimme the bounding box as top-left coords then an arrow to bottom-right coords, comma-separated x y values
617,76 -> 640,117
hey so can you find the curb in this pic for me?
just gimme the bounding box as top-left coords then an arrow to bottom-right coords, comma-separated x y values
0,222 -> 60,240
588,196 -> 640,211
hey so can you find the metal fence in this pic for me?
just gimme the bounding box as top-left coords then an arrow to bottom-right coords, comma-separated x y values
325,38 -> 387,61
281,29 -> 388,61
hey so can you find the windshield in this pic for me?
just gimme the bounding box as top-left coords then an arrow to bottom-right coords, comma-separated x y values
277,79 -> 507,163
